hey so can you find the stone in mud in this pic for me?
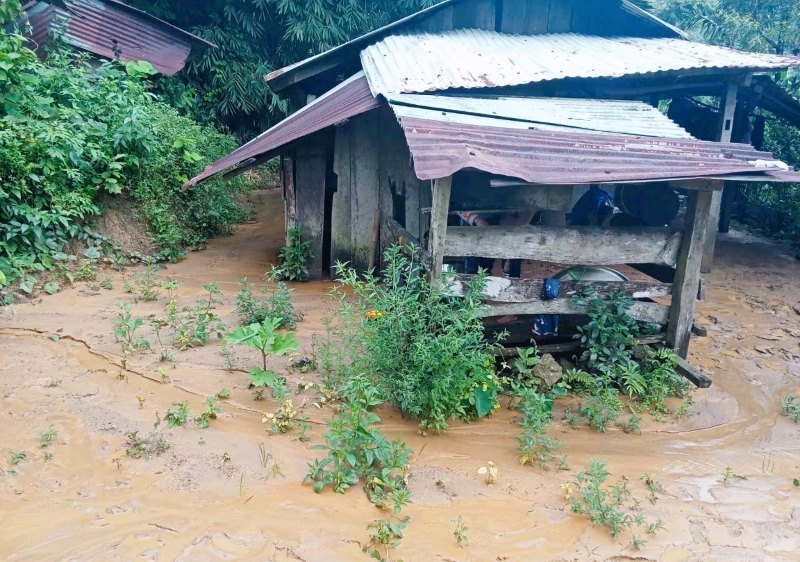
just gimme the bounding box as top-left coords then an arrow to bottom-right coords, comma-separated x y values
532,354 -> 563,387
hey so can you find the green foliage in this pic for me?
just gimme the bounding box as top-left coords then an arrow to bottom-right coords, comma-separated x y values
113,303 -> 150,365
364,516 -> 410,562
453,515 -> 469,547
782,395 -> 800,422
235,277 -> 301,328
9,450 -> 27,465
271,226 -> 314,282
322,246 -> 501,433
124,431 -> 170,459
574,289 -> 640,375
195,396 -> 224,429
165,401 -> 191,428
0,28 -> 250,284
305,375 -> 413,516
263,398 -> 310,439
225,316 -> 301,372
515,387 -> 562,469
565,459 -> 663,542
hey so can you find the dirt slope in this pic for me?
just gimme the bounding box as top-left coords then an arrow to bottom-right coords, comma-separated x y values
1,190 -> 799,562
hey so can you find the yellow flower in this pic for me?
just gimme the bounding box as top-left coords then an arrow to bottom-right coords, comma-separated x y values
366,310 -> 383,321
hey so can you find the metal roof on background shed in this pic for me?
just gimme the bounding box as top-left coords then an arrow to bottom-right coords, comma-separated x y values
389,95 -> 693,138
395,117 -> 800,184
23,0 -> 214,75
361,30 -> 800,96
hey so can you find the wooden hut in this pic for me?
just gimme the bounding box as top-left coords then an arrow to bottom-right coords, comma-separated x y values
189,0 -> 800,362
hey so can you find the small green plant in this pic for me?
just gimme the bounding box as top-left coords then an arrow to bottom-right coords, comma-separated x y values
514,387 -> 561,469
113,303 -> 150,367
305,375 -> 412,515
42,450 -> 54,461
453,515 -> 468,547
565,460 -> 662,540
134,264 -> 160,302
195,396 -> 224,429
236,277 -> 302,329
262,399 -> 310,440
172,282 -> 227,350
43,281 -> 60,295
101,276 -> 113,290
39,427 -> 58,448
782,395 -> 800,422
74,259 -> 99,282
165,401 -> 191,428
640,474 -> 664,504
217,388 -> 231,399
9,451 -> 27,465
364,516 -> 409,562
225,316 -> 300,390
124,431 -> 170,459
272,225 -> 313,281
219,340 -> 237,372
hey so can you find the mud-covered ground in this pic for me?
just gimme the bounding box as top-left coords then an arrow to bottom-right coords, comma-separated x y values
1,190 -> 799,561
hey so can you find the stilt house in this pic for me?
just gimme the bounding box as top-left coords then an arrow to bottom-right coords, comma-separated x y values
189,0 -> 800,360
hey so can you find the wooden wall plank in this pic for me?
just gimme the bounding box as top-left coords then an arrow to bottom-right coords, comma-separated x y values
546,0 -> 573,32
282,154 -> 296,234
330,124 -> 352,267
483,300 -> 670,324
454,0 -> 496,29
417,5 -> 455,32
444,225 -> 683,267
429,177 -> 453,280
293,137 -> 327,279
349,112 -> 382,272
500,0 -> 528,33
450,274 -> 672,303
667,189 -> 714,357
524,0 -> 550,34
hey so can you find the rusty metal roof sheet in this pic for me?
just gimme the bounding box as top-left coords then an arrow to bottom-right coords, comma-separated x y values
265,0 -> 684,92
389,94 -> 693,138
361,30 -> 800,96
24,0 -> 214,75
396,115 -> 799,184
187,73 -> 380,186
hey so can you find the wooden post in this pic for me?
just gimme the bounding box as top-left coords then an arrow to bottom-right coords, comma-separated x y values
428,176 -> 452,280
668,188 -> 714,358
701,81 -> 739,273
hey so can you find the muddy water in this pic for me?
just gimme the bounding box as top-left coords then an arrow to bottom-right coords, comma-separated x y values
2,190 -> 799,561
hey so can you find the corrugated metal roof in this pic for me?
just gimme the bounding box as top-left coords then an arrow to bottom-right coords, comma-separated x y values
187,73 -> 380,186
266,0 -> 684,92
389,94 -> 693,138
395,115 -> 800,184
23,0 -> 214,75
361,30 -> 800,96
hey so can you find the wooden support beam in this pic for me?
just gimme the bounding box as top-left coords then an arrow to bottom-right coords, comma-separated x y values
450,274 -> 672,303
674,355 -> 712,388
483,300 -> 669,324
429,177 -> 452,280
702,81 -> 739,273
667,189 -> 714,358
444,225 -> 683,267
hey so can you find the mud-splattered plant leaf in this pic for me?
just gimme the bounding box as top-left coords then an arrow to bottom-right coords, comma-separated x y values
247,368 -> 282,388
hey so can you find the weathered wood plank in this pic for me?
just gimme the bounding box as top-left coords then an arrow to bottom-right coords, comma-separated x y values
667,189 -> 714,357
444,225 -> 683,267
331,124 -> 352,267
429,177 -> 453,280
547,0 -> 573,32
282,154 -> 296,232
674,353 -> 712,388
525,0 -> 550,33
293,139 -> 327,280
483,300 -> 670,324
496,335 -> 666,357
450,274 -> 672,303
702,81 -> 739,273
349,112 -> 381,272
454,0 -> 495,29
501,0 -> 528,33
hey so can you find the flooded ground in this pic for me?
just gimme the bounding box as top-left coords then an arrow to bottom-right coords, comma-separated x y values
1,190 -> 799,561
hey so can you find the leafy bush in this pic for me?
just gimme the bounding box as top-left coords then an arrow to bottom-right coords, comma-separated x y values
235,277 -> 301,328
782,395 -> 800,422
321,246 -> 502,433
271,225 -> 314,281
0,22 -> 250,284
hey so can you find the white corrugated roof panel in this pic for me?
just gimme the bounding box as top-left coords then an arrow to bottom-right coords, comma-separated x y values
361,30 -> 800,96
389,94 -> 693,138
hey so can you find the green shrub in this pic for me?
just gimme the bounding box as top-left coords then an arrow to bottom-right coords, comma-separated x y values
0,24 -> 249,283
271,225 -> 313,281
321,246 -> 502,433
235,277 -> 301,328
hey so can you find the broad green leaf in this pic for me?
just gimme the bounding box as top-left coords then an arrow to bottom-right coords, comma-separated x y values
473,386 -> 495,418
247,368 -> 281,388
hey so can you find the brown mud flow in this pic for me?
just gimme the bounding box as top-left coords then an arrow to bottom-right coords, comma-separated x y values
1,190 -> 799,561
